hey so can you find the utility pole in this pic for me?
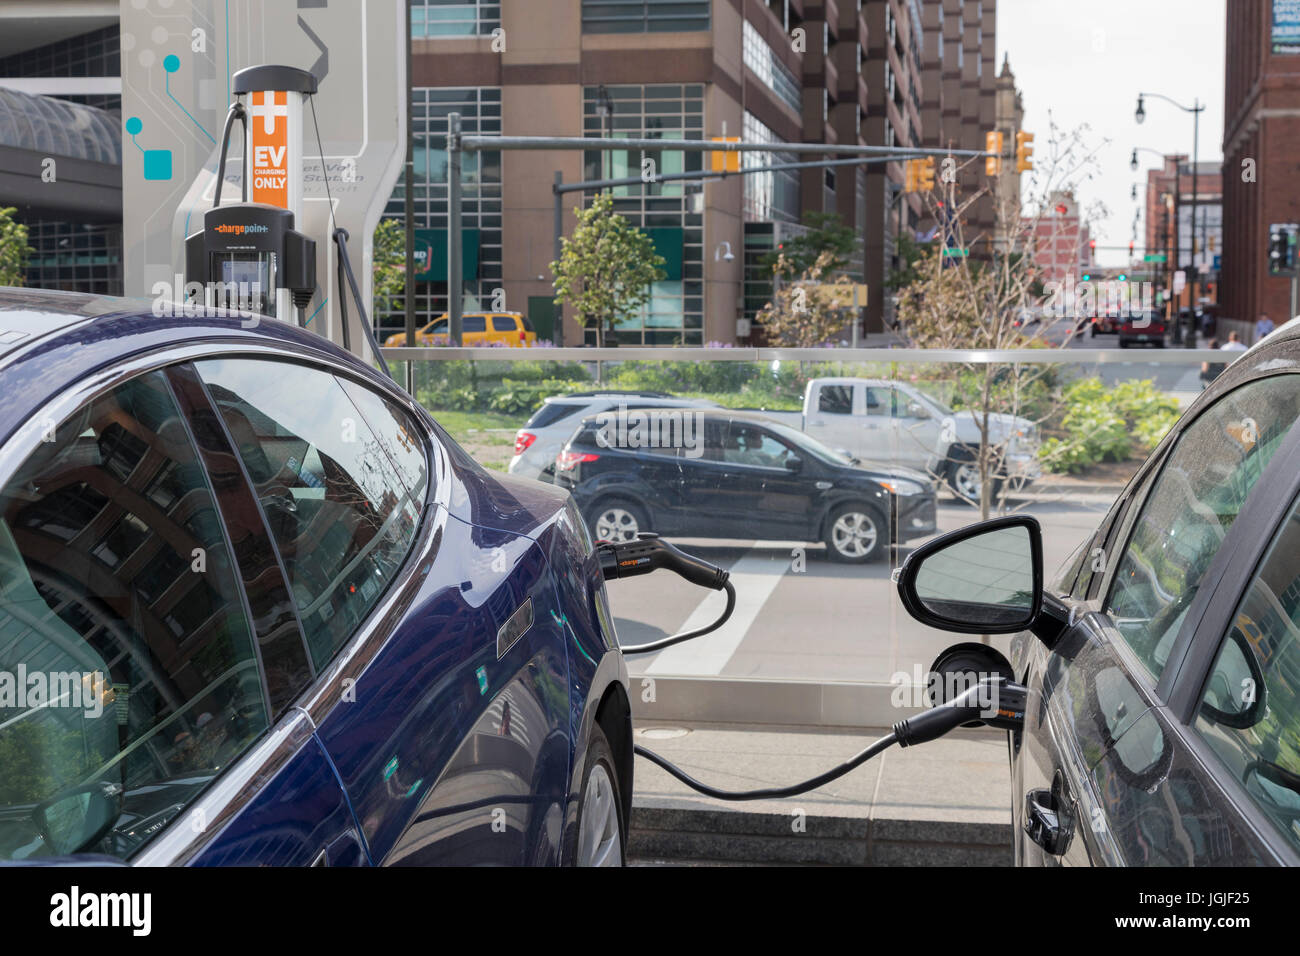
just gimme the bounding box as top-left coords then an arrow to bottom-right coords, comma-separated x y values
553,170 -> 564,347
447,111 -> 463,346
403,0 -> 415,382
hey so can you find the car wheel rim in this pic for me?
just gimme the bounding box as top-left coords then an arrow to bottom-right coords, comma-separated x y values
595,507 -> 639,543
831,511 -> 877,558
577,764 -> 622,867
955,464 -> 981,499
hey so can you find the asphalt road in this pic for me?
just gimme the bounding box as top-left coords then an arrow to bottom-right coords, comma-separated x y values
609,490 -> 1115,685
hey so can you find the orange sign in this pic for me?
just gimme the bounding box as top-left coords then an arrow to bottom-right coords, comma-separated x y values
710,137 -> 741,173
249,90 -> 290,208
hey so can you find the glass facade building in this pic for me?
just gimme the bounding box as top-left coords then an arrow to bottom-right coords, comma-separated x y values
380,87 -> 503,340
582,84 -> 706,346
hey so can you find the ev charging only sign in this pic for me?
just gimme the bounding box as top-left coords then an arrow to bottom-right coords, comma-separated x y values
249,91 -> 291,208
120,0 -> 406,358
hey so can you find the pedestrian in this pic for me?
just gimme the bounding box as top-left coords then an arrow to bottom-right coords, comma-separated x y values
1256,313 -> 1276,341
1221,331 -> 1248,352
1200,338 -> 1225,389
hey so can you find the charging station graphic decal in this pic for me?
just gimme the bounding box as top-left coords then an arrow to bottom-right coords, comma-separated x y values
249,90 -> 290,208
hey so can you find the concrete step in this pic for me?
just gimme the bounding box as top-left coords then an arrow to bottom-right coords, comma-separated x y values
629,803 -> 1011,865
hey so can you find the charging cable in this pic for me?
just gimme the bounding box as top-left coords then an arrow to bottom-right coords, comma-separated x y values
597,534 -> 735,655
597,537 -> 1027,801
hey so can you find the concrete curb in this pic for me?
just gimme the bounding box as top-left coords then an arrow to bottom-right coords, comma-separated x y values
629,801 -> 1012,866
630,677 -> 923,729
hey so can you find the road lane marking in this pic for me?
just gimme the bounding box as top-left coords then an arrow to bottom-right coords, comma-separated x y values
644,542 -> 790,677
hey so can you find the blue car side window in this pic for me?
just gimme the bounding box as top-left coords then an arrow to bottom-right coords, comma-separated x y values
0,371 -> 270,861
194,359 -> 425,671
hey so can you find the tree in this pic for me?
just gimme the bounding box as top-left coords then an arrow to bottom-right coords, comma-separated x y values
885,232 -> 935,292
550,193 -> 666,347
372,218 -> 406,319
761,211 -> 857,280
756,250 -> 855,347
892,117 -> 1108,518
0,207 -> 31,287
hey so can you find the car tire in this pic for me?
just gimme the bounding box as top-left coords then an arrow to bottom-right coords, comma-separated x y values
573,724 -> 624,867
587,498 -> 648,544
946,456 -> 1003,506
1118,338 -> 1130,348
1089,324 -> 1097,338
823,502 -> 886,563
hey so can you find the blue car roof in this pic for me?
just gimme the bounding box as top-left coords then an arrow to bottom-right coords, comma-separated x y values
0,288 -> 386,447
0,288 -> 149,360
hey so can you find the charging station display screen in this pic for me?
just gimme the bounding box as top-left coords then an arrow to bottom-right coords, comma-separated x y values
222,258 -> 268,289
212,253 -> 275,317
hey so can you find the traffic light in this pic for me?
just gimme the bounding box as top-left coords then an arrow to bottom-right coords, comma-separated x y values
985,130 -> 1004,176
916,156 -> 936,192
1128,240 -> 1135,258
1015,131 -> 1035,173
904,159 -> 918,193
1269,225 -> 1297,276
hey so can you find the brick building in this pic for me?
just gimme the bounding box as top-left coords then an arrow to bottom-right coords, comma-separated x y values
1222,0 -> 1300,326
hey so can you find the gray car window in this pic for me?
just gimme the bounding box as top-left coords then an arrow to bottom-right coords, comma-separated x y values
1193,492 -> 1300,854
1105,375 -> 1300,682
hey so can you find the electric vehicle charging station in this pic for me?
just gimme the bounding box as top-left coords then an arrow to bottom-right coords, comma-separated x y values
120,0 -> 405,358
183,65 -> 318,323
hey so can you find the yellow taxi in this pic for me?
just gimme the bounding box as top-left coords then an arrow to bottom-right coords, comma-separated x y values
383,312 -> 537,347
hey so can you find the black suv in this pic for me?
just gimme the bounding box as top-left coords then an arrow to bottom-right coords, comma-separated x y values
553,408 -> 937,563
895,320 -> 1300,864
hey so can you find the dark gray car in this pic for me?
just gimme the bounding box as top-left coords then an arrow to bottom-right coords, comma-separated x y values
896,320 -> 1300,865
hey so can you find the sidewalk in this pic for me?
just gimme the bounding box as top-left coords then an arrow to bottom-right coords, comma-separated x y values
628,721 -> 1013,866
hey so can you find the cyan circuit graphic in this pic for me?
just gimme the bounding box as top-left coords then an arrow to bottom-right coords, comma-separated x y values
125,52 -> 218,182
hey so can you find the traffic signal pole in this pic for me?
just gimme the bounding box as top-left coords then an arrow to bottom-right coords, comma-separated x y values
447,129 -> 995,348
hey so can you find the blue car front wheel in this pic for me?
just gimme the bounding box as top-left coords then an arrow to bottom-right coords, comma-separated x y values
575,725 -> 624,866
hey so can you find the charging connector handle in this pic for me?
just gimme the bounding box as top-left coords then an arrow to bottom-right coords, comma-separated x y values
893,677 -> 1027,747
598,533 -> 729,591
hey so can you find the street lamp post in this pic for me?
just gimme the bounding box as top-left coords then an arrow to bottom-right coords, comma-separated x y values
595,85 -> 615,185
1136,92 -> 1205,346
1133,145 -> 1179,330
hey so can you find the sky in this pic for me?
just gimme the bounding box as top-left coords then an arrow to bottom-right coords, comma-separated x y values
997,0 -> 1226,267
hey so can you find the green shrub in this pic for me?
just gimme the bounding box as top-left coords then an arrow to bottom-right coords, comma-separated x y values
1040,377 -> 1179,473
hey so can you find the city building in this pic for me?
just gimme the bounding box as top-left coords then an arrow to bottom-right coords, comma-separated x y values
0,1 -> 122,295
1222,0 -> 1300,326
403,0 -> 937,345
1021,190 -> 1092,294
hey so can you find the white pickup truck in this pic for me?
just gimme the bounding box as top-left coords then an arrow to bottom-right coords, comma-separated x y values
757,377 -> 1042,501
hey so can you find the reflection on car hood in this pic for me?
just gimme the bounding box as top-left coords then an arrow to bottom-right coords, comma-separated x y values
846,461 -> 934,485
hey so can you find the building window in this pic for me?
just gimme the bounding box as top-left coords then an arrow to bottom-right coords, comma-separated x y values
743,20 -> 802,114
23,220 -> 123,296
582,0 -> 711,33
0,25 -> 119,79
743,112 -> 800,224
380,87 -> 502,339
582,84 -> 705,345
410,0 -> 501,37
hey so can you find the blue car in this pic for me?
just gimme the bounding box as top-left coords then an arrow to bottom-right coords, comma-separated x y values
0,289 -> 631,867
